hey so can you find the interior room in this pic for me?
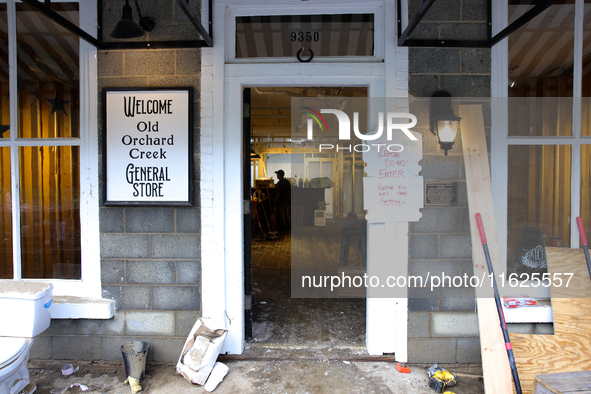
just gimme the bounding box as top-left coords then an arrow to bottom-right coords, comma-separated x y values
246,86 -> 369,347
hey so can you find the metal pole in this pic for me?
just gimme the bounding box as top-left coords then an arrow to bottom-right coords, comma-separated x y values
475,213 -> 522,394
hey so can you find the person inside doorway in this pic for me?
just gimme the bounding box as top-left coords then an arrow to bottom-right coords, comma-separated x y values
273,169 -> 291,231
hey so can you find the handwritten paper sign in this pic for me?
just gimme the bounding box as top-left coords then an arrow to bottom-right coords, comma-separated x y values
363,133 -> 423,223
103,88 -> 193,205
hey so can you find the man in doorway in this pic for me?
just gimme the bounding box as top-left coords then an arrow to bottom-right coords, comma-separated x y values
274,169 -> 291,232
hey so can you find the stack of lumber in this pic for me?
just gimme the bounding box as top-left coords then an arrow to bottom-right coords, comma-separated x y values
510,247 -> 591,394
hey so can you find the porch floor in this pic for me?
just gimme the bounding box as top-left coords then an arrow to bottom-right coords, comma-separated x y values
28,358 -> 485,393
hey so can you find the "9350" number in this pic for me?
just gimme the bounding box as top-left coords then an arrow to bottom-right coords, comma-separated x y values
291,31 -> 320,42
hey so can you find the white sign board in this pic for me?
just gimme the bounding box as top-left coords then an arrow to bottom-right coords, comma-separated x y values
104,88 -> 193,205
363,132 -> 423,223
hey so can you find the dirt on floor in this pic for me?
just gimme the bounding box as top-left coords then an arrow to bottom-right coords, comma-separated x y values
29,356 -> 484,394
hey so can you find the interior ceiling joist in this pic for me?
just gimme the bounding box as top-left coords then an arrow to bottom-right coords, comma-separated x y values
397,0 -> 555,48
20,0 -> 213,50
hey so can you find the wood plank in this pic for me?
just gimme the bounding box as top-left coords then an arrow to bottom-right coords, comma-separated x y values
535,370 -> 591,394
459,104 -> 514,394
510,247 -> 591,393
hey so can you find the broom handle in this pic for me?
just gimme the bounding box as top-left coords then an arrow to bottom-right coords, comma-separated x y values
475,213 -> 522,394
576,217 -> 591,280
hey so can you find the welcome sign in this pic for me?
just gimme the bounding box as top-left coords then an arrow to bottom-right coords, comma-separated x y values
103,88 -> 193,205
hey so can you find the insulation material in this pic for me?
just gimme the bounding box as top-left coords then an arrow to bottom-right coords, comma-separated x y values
176,318 -> 228,385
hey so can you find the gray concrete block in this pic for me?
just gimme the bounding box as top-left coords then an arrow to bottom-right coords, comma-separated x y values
409,99 -> 430,129
150,337 -> 187,362
407,22 -> 439,40
409,74 -> 440,98
126,260 -> 176,284
407,338 -> 457,363
410,48 -> 461,74
98,51 -> 123,77
176,311 -> 202,337
461,49 -> 491,74
126,311 -> 176,336
149,24 -> 200,41
408,312 -> 430,338
507,323 -> 535,334
98,77 -> 150,89
409,0 -> 460,21
177,50 -> 201,75
102,285 -> 151,310
431,312 -> 479,337
125,208 -> 175,233
52,336 -> 103,360
152,286 -> 201,311
408,260 -> 461,284
420,155 -> 461,180
124,51 -> 176,76
140,0 -> 174,23
409,234 -> 438,259
176,208 -> 200,233
29,335 -> 52,360
101,0 -> 123,26
100,208 -> 124,233
534,323 -> 554,335
460,207 -> 471,233
102,336 -> 153,362
177,260 -> 201,285
459,260 -> 474,277
147,76 -> 201,88
440,75 -> 491,97
151,234 -> 200,259
440,22 -> 488,41
456,338 -> 482,363
44,313 -> 125,336
462,0 -> 488,21
439,286 -> 476,312
440,234 -> 472,259
100,233 -> 150,259
412,207 -> 462,233
457,181 -> 468,206
409,286 -> 438,311
102,260 -> 124,284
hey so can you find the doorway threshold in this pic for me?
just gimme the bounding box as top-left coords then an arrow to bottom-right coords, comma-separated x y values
219,344 -> 397,363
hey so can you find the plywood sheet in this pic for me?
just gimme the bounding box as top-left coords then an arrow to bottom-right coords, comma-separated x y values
459,104 -> 514,393
510,247 -> 591,394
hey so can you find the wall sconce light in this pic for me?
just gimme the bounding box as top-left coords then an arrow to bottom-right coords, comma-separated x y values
430,91 -> 461,156
111,0 -> 155,39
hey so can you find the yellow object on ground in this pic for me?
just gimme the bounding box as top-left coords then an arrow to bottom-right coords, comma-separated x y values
123,376 -> 142,394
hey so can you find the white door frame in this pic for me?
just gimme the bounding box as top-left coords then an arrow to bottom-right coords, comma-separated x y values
200,0 -> 410,358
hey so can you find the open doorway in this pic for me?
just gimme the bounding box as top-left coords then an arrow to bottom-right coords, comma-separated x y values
245,86 -> 368,347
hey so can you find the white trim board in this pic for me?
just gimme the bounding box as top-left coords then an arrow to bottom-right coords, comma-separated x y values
200,0 -> 410,356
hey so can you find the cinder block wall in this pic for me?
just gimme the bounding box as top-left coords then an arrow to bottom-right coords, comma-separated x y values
31,0 -> 202,363
406,0 -> 490,363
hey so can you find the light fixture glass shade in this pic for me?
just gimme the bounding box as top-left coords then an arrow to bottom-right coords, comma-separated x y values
430,91 -> 461,156
111,2 -> 145,39
437,120 -> 459,142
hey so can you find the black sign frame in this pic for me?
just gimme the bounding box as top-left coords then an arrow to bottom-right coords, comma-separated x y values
102,87 -> 194,207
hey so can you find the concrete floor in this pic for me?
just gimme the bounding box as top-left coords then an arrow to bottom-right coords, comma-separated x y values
29,356 -> 485,393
